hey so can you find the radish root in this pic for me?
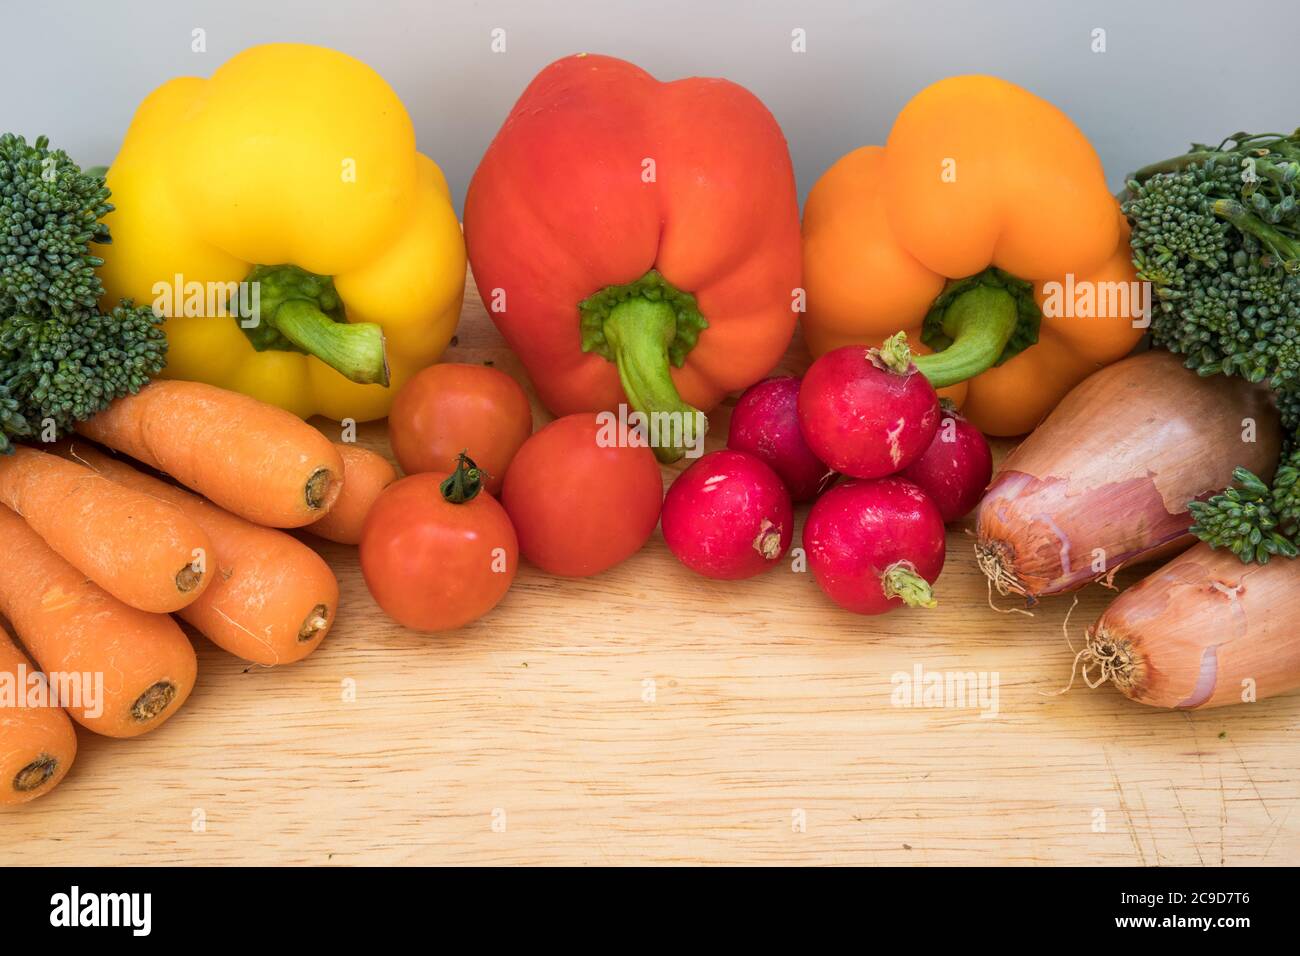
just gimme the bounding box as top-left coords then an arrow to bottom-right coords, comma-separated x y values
751,520 -> 783,560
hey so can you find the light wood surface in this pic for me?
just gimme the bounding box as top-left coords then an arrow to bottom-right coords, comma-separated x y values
2,280 -> 1297,866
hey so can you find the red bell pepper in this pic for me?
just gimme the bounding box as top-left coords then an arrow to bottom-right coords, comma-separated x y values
465,54 -> 801,461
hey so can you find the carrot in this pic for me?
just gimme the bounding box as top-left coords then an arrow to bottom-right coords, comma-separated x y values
76,380 -> 344,528
61,442 -> 339,666
0,507 -> 196,737
1078,542 -> 1300,709
0,622 -> 78,806
0,446 -> 212,613
308,443 -> 398,545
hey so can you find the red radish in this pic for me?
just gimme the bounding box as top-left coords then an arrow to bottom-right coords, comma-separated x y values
727,376 -> 834,502
898,404 -> 992,522
803,477 -> 946,615
662,450 -> 793,580
798,333 -> 940,479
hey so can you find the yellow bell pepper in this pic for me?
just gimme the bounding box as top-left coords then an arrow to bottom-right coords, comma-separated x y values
97,43 -> 465,421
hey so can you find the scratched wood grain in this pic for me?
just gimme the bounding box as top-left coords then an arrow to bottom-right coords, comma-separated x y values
1,277 -> 1296,867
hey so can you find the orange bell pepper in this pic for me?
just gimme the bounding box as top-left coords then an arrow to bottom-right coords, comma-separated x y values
802,75 -> 1146,436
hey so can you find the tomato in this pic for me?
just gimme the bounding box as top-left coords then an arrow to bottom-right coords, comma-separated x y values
389,363 -> 533,495
501,413 -> 663,577
360,456 -> 518,631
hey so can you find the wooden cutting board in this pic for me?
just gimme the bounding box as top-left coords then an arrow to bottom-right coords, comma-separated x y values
2,278 -> 1296,866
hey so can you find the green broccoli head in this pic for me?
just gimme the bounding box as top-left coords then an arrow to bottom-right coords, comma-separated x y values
0,133 -> 165,454
0,134 -> 112,317
1,299 -> 164,427
1188,462 -> 1299,562
1126,132 -> 1300,561
1124,133 -> 1300,391
1125,169 -> 1232,289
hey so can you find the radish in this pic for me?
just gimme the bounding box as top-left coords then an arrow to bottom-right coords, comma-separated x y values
662,449 -> 793,580
798,333 -> 940,479
976,352 -> 1281,602
1079,541 -> 1300,709
898,404 -> 992,522
727,376 -> 834,502
803,476 -> 946,615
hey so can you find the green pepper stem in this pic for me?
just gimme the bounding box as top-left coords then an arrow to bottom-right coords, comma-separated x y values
601,297 -> 704,463
911,284 -> 1020,388
881,561 -> 937,609
273,299 -> 390,386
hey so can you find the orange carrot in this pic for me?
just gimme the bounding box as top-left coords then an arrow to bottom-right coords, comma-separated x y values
76,380 -> 344,528
61,442 -> 340,665
0,446 -> 212,613
0,622 -> 78,806
0,507 -> 196,737
308,443 -> 398,545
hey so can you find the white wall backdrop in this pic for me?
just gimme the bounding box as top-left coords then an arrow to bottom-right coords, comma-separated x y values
5,0 -> 1295,213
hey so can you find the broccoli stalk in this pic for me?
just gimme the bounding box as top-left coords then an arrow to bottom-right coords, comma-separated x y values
1123,131 -> 1300,563
0,133 -> 165,454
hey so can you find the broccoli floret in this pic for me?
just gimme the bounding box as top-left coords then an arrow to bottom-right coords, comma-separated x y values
0,133 -> 165,453
1188,464 -> 1298,562
1125,131 -> 1300,561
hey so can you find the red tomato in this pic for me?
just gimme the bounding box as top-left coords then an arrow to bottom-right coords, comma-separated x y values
389,363 -> 533,495
360,458 -> 518,631
502,413 -> 663,577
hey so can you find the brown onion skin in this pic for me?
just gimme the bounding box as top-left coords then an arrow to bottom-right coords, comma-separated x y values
1089,543 -> 1300,709
976,351 -> 1280,598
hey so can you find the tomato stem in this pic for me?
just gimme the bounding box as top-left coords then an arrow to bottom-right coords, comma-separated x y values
440,451 -> 483,504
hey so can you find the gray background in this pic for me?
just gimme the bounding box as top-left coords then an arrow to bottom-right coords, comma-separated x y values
6,0 -> 1295,213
